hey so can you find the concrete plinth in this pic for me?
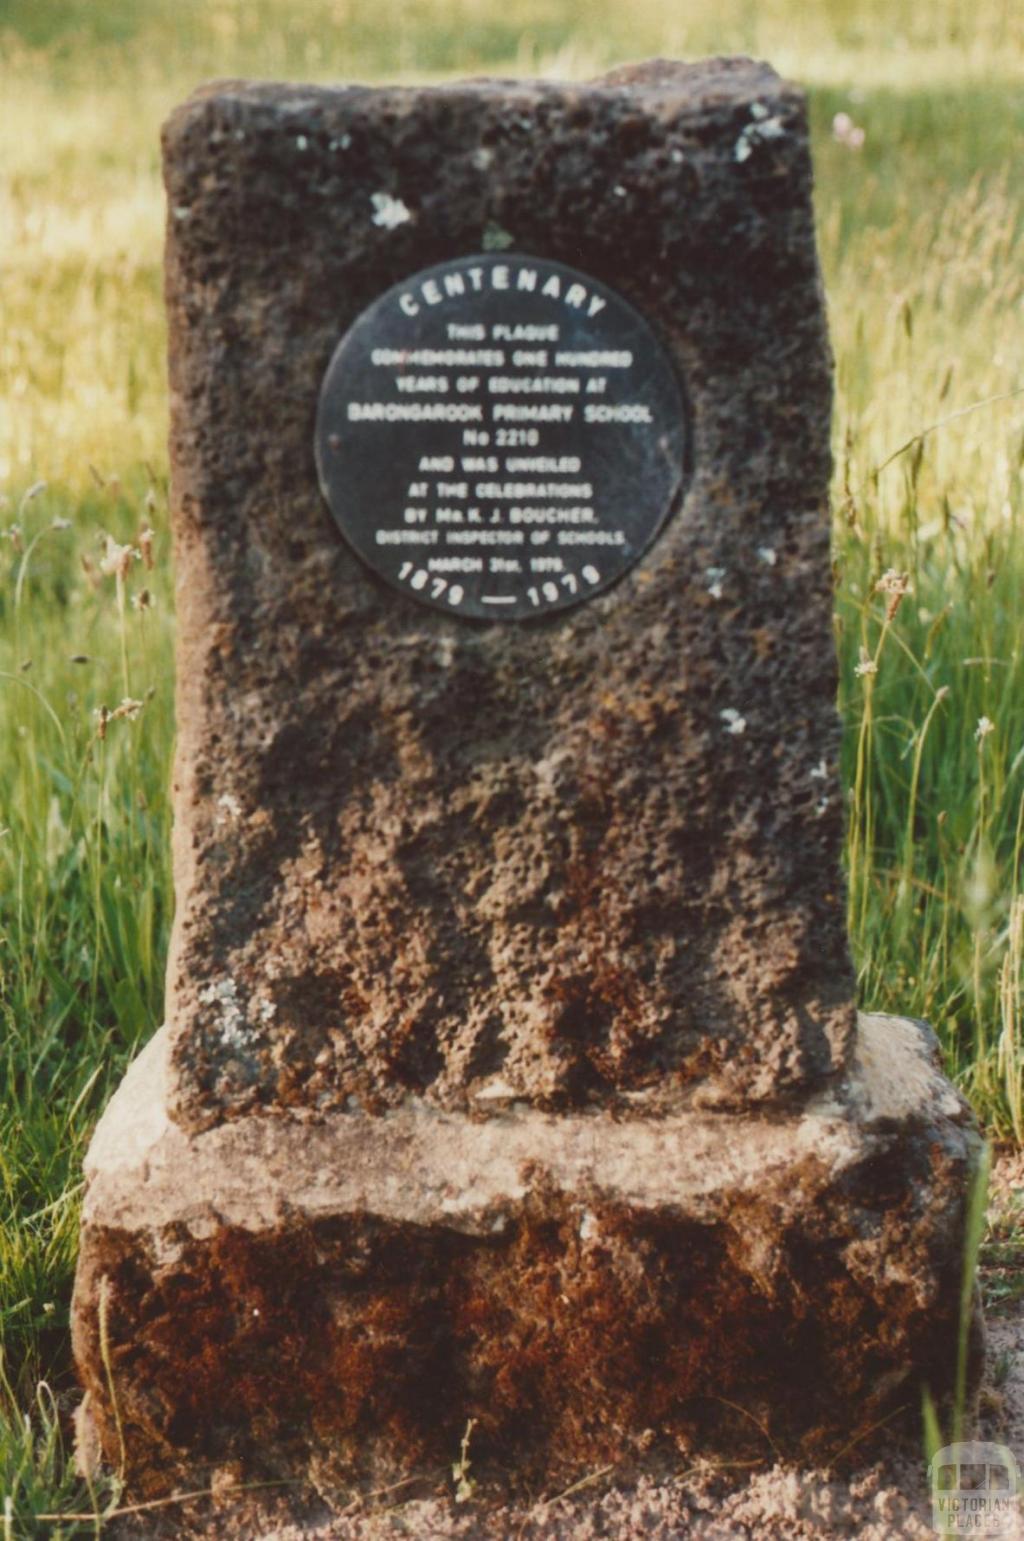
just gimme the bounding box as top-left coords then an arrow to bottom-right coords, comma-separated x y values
72,1012 -> 982,1498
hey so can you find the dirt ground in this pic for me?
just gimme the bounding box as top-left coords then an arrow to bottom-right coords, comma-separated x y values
114,1155 -> 1024,1540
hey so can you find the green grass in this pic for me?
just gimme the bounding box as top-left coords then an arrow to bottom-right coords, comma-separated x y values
1,0 -> 1023,1529
0,479 -> 173,1534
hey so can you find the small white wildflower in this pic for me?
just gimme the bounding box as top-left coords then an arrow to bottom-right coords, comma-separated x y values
810,758 -> 828,780
295,134 -> 309,150
706,565 -> 726,600
815,796 -> 830,817
720,707 -> 747,735
854,646 -> 877,678
174,206 -> 191,221
613,184 -> 627,198
370,191 -> 412,229
750,101 -> 769,120
832,112 -> 866,150
669,148 -> 684,164
756,545 -> 777,567
975,716 -> 995,742
734,135 -> 753,164
99,535 -> 137,580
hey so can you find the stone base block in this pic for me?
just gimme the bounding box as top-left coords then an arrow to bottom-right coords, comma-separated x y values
72,1014 -> 982,1498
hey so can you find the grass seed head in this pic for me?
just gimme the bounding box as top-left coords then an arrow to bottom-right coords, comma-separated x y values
99,534 -> 137,581
875,568 -> 912,620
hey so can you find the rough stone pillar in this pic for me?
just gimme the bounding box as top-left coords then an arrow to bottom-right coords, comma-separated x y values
72,59 -> 981,1499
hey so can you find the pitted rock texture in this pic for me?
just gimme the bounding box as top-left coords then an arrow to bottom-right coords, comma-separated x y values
72,1014 -> 983,1499
163,58 -> 854,1129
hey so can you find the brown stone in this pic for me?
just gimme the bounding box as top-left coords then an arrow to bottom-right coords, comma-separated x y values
71,58 -> 983,1498
161,58 -> 854,1131
72,1012 -> 981,1497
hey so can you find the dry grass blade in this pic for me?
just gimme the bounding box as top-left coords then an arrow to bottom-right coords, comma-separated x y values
36,1478 -> 299,1523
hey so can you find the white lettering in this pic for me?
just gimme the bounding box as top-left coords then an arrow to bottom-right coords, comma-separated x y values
371,348 -> 504,367
555,351 -> 632,368
395,375 -> 448,393
583,403 -> 652,423
375,529 -> 439,544
488,376 -> 580,395
493,404 -> 574,422
347,402 -> 483,422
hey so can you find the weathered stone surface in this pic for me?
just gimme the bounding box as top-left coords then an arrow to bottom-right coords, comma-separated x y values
72,1013 -> 982,1497
163,59 -> 855,1130
72,60 -> 984,1500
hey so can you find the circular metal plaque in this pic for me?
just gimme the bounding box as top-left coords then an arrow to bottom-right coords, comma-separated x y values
315,254 -> 687,621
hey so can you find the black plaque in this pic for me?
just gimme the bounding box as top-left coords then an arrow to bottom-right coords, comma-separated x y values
315,255 -> 687,621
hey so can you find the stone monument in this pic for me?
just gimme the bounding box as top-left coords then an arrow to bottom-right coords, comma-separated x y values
72,58 -> 981,1498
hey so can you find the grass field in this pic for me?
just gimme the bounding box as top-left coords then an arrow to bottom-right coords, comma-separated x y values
1,0 -> 1024,1530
